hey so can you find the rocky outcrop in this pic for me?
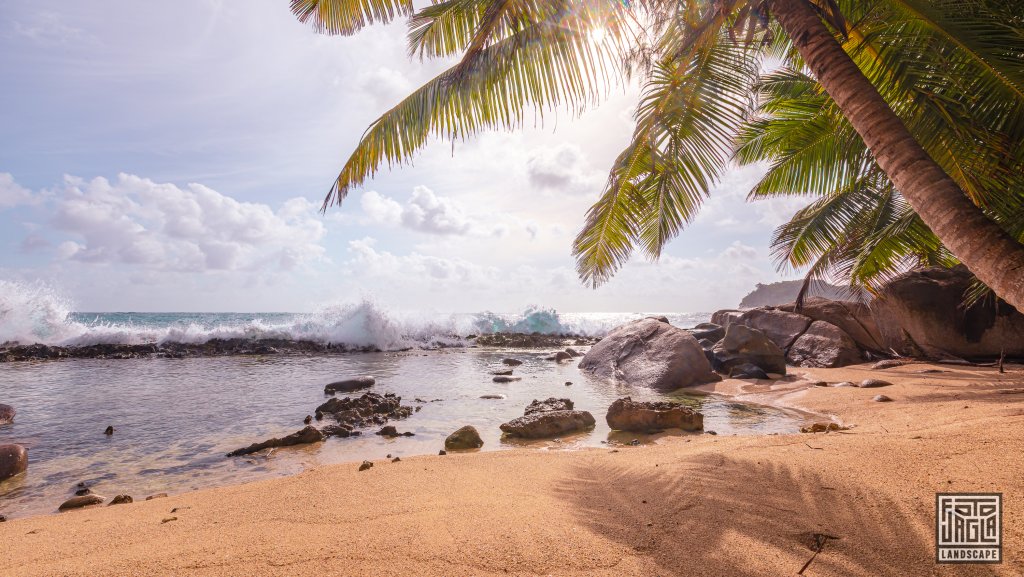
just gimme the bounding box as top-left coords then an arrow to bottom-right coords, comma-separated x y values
870,266 -> 1024,359
324,376 -> 375,395
711,324 -> 786,376
525,398 -> 573,414
445,426 -> 484,450
786,321 -> 863,368
578,318 -> 720,390
735,309 -> 812,351
779,297 -> 884,353
0,444 -> 27,482
606,397 -> 703,432
226,425 -> 324,457
500,410 -> 596,439
315,392 -> 413,436
0,404 -> 14,425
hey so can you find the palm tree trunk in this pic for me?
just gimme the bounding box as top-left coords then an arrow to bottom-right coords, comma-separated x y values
769,0 -> 1024,313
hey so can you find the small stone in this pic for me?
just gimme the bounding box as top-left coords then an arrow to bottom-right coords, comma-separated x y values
501,358 -> 523,366
705,430 -> 717,435
565,381 -> 572,386
392,457 -> 401,463
74,487 -> 93,496
161,517 -> 177,523
303,415 -> 312,425
146,493 -> 168,500
386,454 -> 392,458
479,394 -> 505,400
872,395 -> 894,402
811,381 -> 829,387
108,495 -> 133,506
59,494 -> 105,511
492,376 -> 521,383
871,359 -> 907,370
858,379 -> 894,388
491,369 -> 514,376
104,426 -> 115,435
0,514 -> 6,522
315,411 -> 324,421
358,460 -> 373,471
800,422 -> 847,433
438,450 -> 447,456
376,426 -> 399,437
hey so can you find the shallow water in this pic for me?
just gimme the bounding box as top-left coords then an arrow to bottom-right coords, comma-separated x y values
0,348 -> 811,518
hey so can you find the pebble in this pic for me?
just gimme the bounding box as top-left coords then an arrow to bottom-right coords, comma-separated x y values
872,395 -> 894,402
438,450 -> 447,456
392,457 -> 401,463
859,379 -> 894,388
705,430 -> 718,435
109,495 -> 133,505
565,382 -> 573,386
358,460 -> 373,471
161,517 -> 177,524
103,426 -> 115,436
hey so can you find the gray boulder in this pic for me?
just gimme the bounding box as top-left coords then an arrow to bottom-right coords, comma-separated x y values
0,404 -> 14,425
524,398 -> 574,415
735,309 -> 812,350
324,376 -> 375,395
712,324 -> 787,376
444,426 -> 484,450
0,444 -> 27,482
786,321 -> 864,368
500,410 -> 596,439
578,318 -> 720,390
606,397 -> 703,432
779,297 -> 884,353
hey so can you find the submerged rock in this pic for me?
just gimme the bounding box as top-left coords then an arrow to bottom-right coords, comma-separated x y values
59,494 -> 105,511
606,397 -> 703,432
524,398 -> 574,415
479,394 -> 506,400
445,426 -> 484,450
226,425 -> 324,457
578,318 -> 720,390
104,425 -> 115,435
500,410 -> 596,439
324,376 -> 375,395
501,358 -> 523,366
490,369 -> 514,376
492,376 -> 521,383
0,444 -> 28,482
544,351 -> 573,362
0,404 -> 14,425
315,392 -> 413,433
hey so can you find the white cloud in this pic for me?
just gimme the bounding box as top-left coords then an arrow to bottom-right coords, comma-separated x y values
44,173 -> 326,273
360,186 -> 508,236
525,143 -> 603,195
0,173 -> 38,208
721,241 -> 757,260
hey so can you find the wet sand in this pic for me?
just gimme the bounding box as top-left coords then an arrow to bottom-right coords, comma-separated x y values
2,362 -> 1023,576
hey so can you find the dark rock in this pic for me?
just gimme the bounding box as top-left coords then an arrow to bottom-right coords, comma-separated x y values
145,493 -> 168,500
872,395 -> 894,402
358,460 -> 373,471
479,394 -> 506,400
226,425 -> 324,457
493,376 -> 521,383
705,430 -> 718,435
104,426 -> 115,436
858,379 -> 893,388
75,487 -> 93,496
524,398 -> 574,415
445,426 -> 484,450
0,444 -> 28,482
779,297 -> 884,352
785,321 -> 863,368
606,397 -> 703,432
502,358 -> 523,366
438,450 -> 447,455
564,348 -> 582,357
564,381 -> 572,386
392,457 -> 401,462
499,410 -> 596,439
108,495 -> 133,505
800,422 -> 847,433
711,324 -> 787,376
0,514 -> 5,522
0,404 -> 14,425
871,359 -> 907,370
303,415 -> 312,425
59,494 -> 104,511
578,318 -> 720,390
871,265 -> 1024,359
728,363 -> 769,380
544,351 -> 573,362
490,369 -> 514,376
315,393 -> 413,432
324,376 -> 375,395
735,309 -> 812,350
688,323 -> 725,343
376,426 -> 400,437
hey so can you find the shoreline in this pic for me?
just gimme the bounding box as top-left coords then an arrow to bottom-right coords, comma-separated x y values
3,362 -> 1023,574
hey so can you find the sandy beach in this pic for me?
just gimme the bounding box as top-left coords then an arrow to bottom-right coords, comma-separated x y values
3,362 -> 1022,576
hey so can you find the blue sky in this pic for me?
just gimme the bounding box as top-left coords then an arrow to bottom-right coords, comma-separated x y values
0,0 -> 808,313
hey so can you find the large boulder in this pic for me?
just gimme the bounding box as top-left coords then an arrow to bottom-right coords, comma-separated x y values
500,410 -> 596,439
735,309 -> 812,350
870,266 -> 1024,359
444,426 -> 483,450
606,397 -> 703,432
712,324 -> 787,375
786,321 -> 864,368
779,297 -> 884,353
710,310 -> 743,329
578,318 -> 720,390
226,426 -> 324,457
0,404 -> 14,425
0,444 -> 28,482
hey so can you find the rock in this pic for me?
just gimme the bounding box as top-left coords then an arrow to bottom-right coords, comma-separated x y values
75,487 -> 93,496
491,369 -> 514,376
872,395 -> 894,402
564,348 -> 581,357
226,425 -> 324,457
324,376 -> 375,395
785,321 -> 863,368
358,460 -> 373,471
444,426 -> 484,450
779,297 -> 884,352
524,398 -> 574,415
871,265 -> 1024,359
479,394 -> 506,400
0,404 -> 14,425
688,323 -> 725,343
710,310 -> 744,329
647,315 -> 670,323
544,351 -> 573,362
0,514 -> 5,522
59,494 -> 104,511
728,363 -> 769,380
698,339 -> 716,349
438,449 -> 447,455
800,422 -> 847,433
564,381 -> 572,386
303,415 -> 312,425
145,493 -> 168,500
578,318 -> 720,390
833,381 -> 857,387
0,444 -> 28,482
871,359 -> 907,370
501,358 -> 523,366
109,495 -> 133,505
500,410 -> 596,439
492,376 -> 521,383
315,393 -> 413,433
392,457 -> 401,462
606,397 -> 703,432
711,324 -> 787,376
859,379 -> 893,388
735,309 -> 812,350
376,426 -> 400,437
104,426 -> 115,435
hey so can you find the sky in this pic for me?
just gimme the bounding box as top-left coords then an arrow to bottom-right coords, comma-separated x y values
0,0 -> 810,314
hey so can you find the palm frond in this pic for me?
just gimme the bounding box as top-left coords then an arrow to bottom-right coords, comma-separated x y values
290,0 -> 413,35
